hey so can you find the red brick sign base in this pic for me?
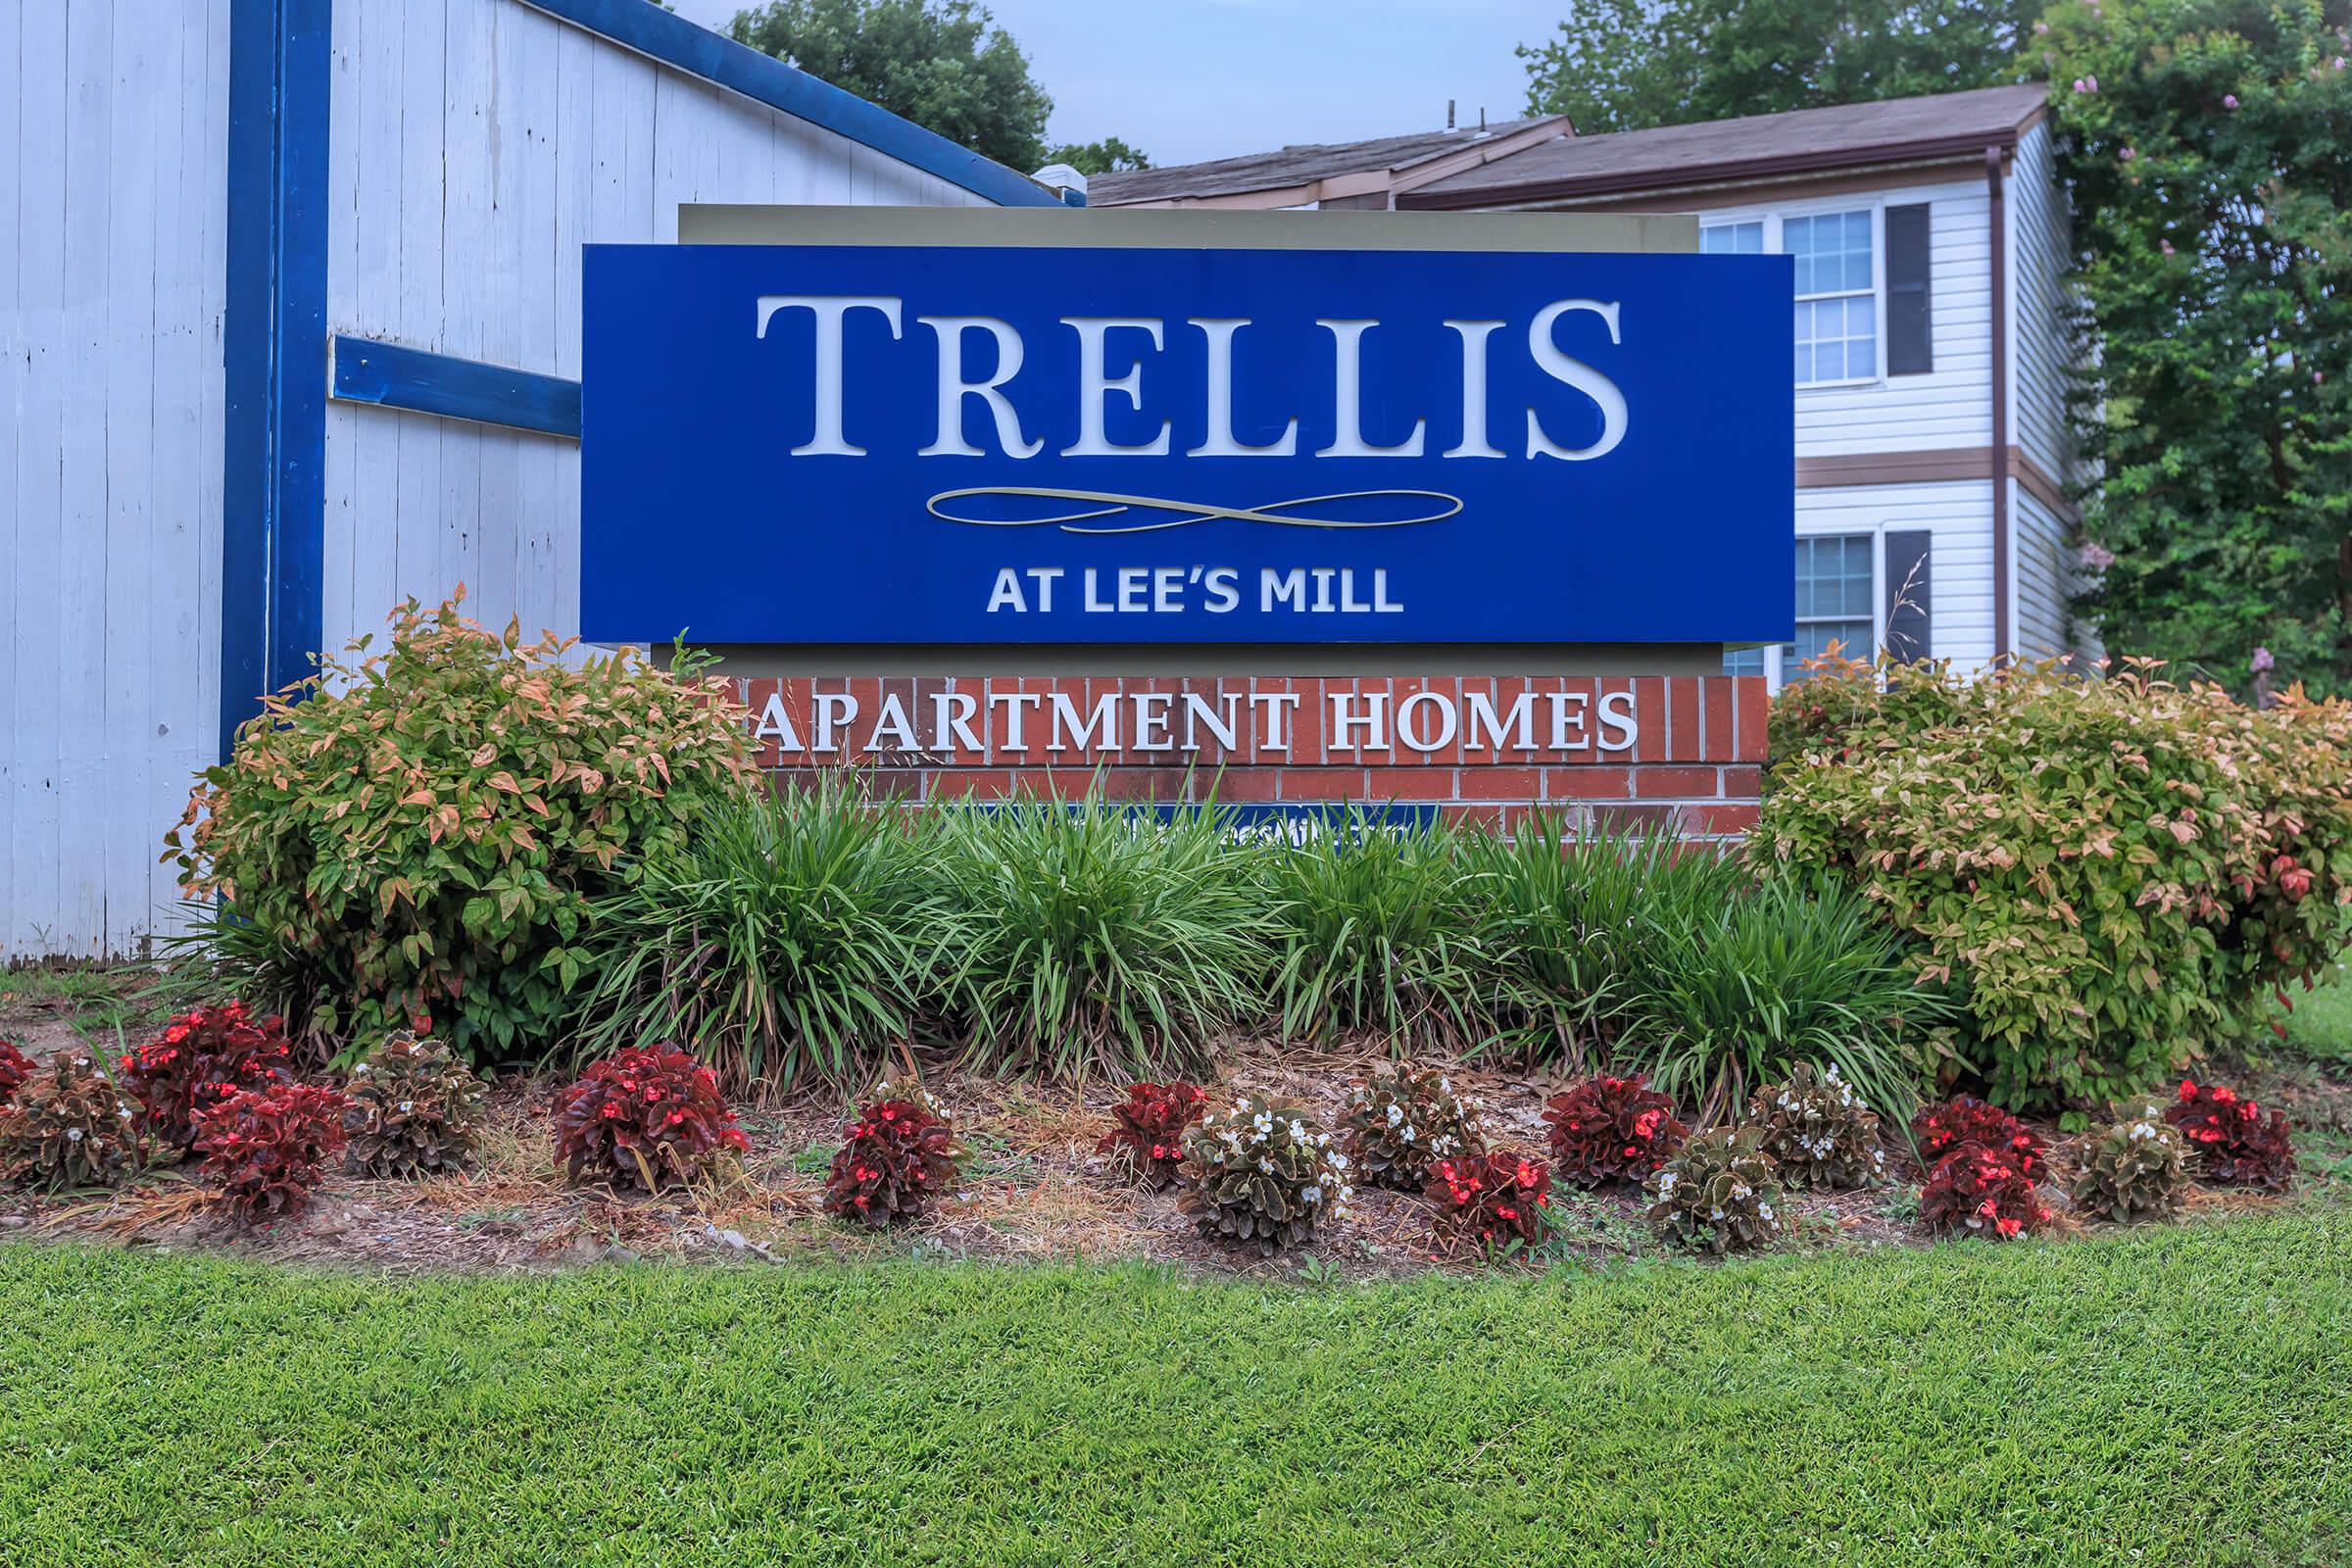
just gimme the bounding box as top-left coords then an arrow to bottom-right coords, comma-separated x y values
739,674 -> 1766,836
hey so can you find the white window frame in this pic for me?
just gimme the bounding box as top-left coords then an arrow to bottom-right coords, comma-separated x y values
1727,525 -> 1886,691
1701,199 -> 1888,391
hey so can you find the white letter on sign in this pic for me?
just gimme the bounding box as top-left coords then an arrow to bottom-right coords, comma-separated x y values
917,317 -> 1041,458
1061,318 -> 1170,457
1188,319 -> 1297,457
756,296 -> 902,457
1526,299 -> 1629,463
1316,320 -> 1425,457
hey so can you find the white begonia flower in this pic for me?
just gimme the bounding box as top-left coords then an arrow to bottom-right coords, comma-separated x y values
1329,1152 -> 1348,1169
1385,1103 -> 1404,1127
398,1100 -> 414,1112
67,1129 -> 84,1142
1316,1132 -> 1331,1147
1303,1185 -> 1322,1203
1288,1120 -> 1305,1142
1439,1077 -> 1451,1092
1710,1206 -> 1726,1220
1730,1182 -> 1752,1200
1257,1157 -> 1273,1173
1657,1172 -> 1679,1197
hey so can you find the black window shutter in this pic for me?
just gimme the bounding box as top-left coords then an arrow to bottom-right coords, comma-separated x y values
1884,530 -> 1933,662
1886,204 -> 1934,375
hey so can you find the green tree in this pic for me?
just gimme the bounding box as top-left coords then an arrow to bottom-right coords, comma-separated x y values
1520,0 -> 2045,132
2044,0 -> 2352,692
729,0 -> 1053,170
1043,135 -> 1152,174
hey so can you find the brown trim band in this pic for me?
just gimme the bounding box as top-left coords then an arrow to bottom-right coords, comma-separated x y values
1796,445 -> 2078,522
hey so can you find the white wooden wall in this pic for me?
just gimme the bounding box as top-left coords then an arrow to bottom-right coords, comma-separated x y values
5,0 -> 1004,958
2,0 -> 230,960
318,0 -> 994,655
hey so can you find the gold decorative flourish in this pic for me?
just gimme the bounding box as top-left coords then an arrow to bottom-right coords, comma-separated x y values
925,486 -> 1462,536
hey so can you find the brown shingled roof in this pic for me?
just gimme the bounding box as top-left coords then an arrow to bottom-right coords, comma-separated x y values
1090,119 -> 1563,206
1400,83 -> 2050,209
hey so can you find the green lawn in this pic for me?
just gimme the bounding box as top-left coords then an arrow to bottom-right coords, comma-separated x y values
3,1219 -> 2348,1567
2277,958 -> 2352,1067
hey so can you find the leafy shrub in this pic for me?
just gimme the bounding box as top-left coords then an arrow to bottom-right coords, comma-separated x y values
1426,1150 -> 1553,1252
1542,1072 -> 1687,1188
1746,1063 -> 1886,1190
575,780 -> 956,1095
1262,811 -> 1499,1052
553,1046 -> 750,1193
937,799 -> 1269,1079
167,593 -> 757,1063
1920,1147 -> 2051,1241
1644,1127 -> 1786,1253
1097,1080 -> 1208,1190
0,1040 -> 28,1107
1756,657 -> 2352,1110
2164,1080 -> 2296,1191
118,1002 -> 294,1151
1464,816 -> 1750,1064
1622,875 -> 1945,1126
1910,1096 -> 2047,1181
2068,1107 -> 2191,1224
193,1082 -> 352,1225
824,1083 -> 963,1225
343,1033 -> 486,1179
0,1051 -> 140,1190
1340,1065 -> 1483,1190
1179,1093 -> 1351,1254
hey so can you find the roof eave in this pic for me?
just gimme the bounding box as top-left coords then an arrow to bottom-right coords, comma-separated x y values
1397,122 -> 2038,213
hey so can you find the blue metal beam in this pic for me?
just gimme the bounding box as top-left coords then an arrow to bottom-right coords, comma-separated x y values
220,0 -> 330,760
514,0 -> 1063,210
331,337 -> 583,440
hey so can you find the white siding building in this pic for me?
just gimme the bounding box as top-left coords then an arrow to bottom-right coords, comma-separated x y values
3,0 -> 1064,958
1102,83 -> 2096,687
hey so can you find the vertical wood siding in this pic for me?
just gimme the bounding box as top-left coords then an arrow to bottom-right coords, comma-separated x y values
318,0 -> 992,655
3,0 -> 230,959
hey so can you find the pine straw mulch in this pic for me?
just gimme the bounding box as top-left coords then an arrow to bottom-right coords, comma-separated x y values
0,1039 -> 2328,1283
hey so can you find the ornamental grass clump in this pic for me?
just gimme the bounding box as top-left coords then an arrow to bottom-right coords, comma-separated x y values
168,592 -> 757,1063
1262,810 -> 1500,1053
1622,875 -> 1944,1128
2068,1107 -> 2191,1224
936,798 -> 1268,1080
1097,1080 -> 1208,1190
2164,1081 -> 2296,1190
575,780 -> 956,1096
0,1051 -> 140,1191
343,1033 -> 486,1179
1746,1063 -> 1886,1190
1180,1094 -> 1351,1254
824,1082 -> 963,1226
553,1046 -> 750,1194
1644,1127 -> 1785,1254
118,1002 -> 294,1152
1543,1072 -> 1687,1187
0,1040 -> 28,1107
1920,1146 -> 2051,1241
1340,1065 -> 1483,1190
1427,1149 -> 1552,1253
1910,1096 -> 2046,1181
1755,657 -> 2352,1110
193,1082 -> 353,1225
1463,815 -> 1749,1065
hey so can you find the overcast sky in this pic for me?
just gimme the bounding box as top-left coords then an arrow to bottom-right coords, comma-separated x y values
665,0 -> 1567,168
